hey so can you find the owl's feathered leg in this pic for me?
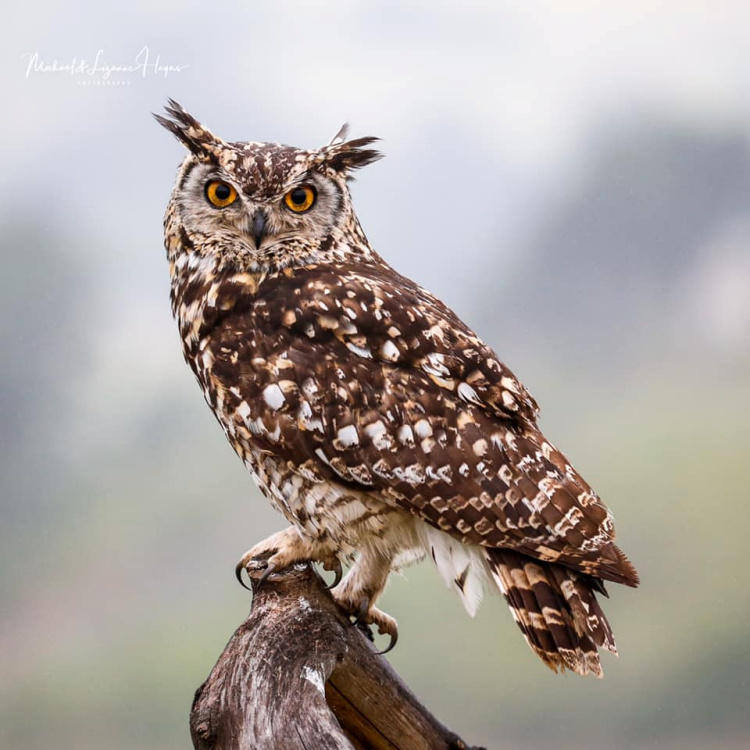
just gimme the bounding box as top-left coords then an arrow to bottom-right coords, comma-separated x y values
331,545 -> 398,654
235,526 -> 341,590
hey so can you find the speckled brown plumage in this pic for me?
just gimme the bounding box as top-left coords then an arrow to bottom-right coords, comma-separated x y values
156,100 -> 638,677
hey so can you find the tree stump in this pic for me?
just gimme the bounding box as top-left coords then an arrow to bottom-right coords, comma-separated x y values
189,562 -> 485,750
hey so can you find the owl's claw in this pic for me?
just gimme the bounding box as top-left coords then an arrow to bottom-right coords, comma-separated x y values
235,548 -> 280,591
235,529 -> 339,594
257,561 -> 277,588
322,558 -> 343,590
235,556 -> 279,591
235,561 -> 252,591
376,629 -> 398,656
236,554 -> 337,592
347,598 -> 398,655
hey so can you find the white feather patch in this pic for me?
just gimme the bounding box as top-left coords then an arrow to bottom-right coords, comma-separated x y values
262,383 -> 285,410
417,523 -> 486,617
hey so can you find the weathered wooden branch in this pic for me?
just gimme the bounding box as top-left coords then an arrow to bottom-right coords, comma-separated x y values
190,562 -> 485,750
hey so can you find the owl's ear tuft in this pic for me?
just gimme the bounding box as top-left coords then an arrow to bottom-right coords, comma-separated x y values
319,136 -> 383,174
153,99 -> 226,162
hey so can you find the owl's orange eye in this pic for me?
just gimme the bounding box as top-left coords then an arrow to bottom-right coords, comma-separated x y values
284,186 -> 316,213
205,180 -> 238,208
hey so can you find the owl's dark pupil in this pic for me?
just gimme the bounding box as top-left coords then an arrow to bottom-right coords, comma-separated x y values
215,184 -> 231,201
291,189 -> 307,205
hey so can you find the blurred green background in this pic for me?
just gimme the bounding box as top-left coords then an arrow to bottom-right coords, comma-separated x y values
2,3 -> 749,748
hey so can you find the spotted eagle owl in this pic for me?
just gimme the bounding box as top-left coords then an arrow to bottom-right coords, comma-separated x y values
156,100 -> 638,677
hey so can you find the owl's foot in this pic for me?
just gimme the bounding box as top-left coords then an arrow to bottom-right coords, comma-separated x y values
360,605 -> 399,655
235,526 -> 341,591
333,592 -> 399,655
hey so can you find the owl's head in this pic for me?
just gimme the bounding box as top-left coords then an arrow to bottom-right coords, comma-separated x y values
155,100 -> 382,275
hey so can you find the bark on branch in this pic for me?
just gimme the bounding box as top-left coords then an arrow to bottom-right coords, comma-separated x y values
189,562 -> 485,750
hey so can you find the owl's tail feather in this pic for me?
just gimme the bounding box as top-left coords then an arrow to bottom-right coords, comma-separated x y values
484,548 -> 617,678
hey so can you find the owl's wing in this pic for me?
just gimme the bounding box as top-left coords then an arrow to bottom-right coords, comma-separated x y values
216,264 -> 637,586
283,263 -> 541,423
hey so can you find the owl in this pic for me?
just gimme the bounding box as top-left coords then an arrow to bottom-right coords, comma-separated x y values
156,100 -> 638,677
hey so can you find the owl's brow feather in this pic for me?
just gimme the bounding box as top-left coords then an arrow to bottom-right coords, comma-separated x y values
235,169 -> 317,199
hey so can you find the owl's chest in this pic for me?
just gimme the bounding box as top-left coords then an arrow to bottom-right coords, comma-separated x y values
175,284 -> 421,557
189,330 -> 276,455
186,328 -> 396,552
244,448 -> 405,556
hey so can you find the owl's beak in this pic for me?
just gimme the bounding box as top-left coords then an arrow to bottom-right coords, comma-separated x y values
250,210 -> 268,248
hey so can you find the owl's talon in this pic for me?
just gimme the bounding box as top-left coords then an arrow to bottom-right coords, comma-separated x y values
257,561 -> 277,588
350,602 -> 399,654
370,611 -> 399,655
350,603 -> 399,654
235,561 -> 253,591
235,546 -> 279,591
235,528 -> 337,593
322,558 -> 343,590
376,629 -> 398,656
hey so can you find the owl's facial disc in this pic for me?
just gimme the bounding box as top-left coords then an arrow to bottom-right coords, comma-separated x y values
177,158 -> 344,259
